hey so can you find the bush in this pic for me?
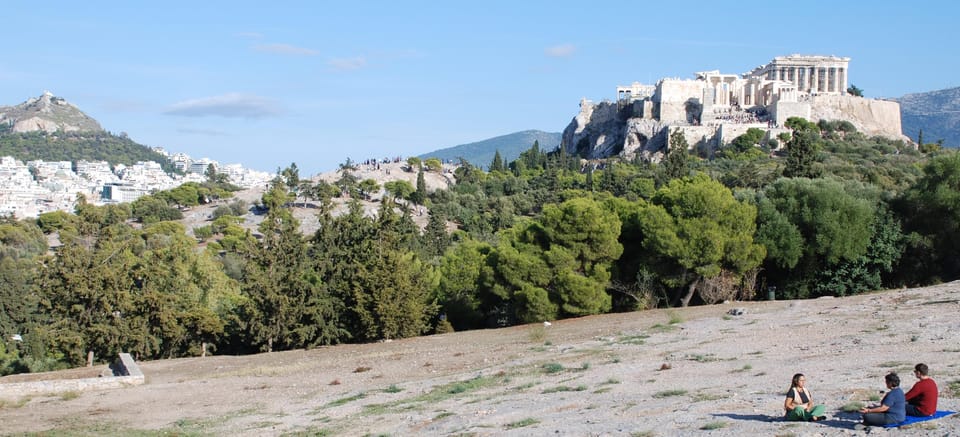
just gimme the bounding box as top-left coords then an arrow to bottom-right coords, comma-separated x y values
434,319 -> 454,334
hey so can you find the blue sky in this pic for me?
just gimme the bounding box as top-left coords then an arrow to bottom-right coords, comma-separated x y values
3,1 -> 957,175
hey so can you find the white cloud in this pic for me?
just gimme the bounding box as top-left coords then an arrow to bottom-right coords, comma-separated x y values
252,43 -> 319,56
545,44 -> 576,58
164,93 -> 280,119
327,56 -> 367,71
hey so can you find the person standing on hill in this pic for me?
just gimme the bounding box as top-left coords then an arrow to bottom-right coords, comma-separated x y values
859,373 -> 906,427
784,373 -> 826,421
904,363 -> 938,417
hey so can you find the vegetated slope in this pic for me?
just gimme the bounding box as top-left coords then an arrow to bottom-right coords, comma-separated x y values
898,86 -> 960,147
418,129 -> 561,169
0,130 -> 178,173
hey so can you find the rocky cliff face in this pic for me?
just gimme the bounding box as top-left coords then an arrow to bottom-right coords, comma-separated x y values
0,92 -> 103,133
562,95 -> 907,162
561,99 -> 670,162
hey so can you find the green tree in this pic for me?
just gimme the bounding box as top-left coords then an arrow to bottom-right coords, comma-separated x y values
358,178 -> 380,200
424,158 -> 443,172
384,180 -> 415,201
411,167 -> 427,205
0,219 -> 46,361
847,84 -> 864,97
757,177 -> 880,297
895,152 -> 960,283
490,150 -> 505,172
730,128 -> 766,153
663,129 -> 690,180
35,226 -> 144,366
131,195 -> 183,224
494,198 -> 623,321
241,207 -> 344,352
638,174 -> 765,306
280,163 -> 300,192
420,210 -> 451,258
434,238 -> 496,330
783,117 -> 822,178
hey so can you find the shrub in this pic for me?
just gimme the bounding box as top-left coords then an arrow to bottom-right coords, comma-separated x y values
434,319 -> 454,334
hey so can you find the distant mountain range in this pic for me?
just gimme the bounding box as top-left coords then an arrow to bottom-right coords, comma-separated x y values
418,130 -> 561,169
897,86 -> 960,147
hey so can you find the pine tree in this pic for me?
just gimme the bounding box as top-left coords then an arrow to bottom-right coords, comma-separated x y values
490,150 -> 505,172
663,129 -> 689,180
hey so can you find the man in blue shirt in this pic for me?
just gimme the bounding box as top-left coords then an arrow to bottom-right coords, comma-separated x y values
859,372 -> 906,427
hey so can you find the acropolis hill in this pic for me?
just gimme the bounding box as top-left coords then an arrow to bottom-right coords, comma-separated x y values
562,54 -> 905,161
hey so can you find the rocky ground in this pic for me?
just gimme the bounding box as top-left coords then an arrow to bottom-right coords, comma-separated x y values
179,161 -> 456,238
2,282 -> 959,436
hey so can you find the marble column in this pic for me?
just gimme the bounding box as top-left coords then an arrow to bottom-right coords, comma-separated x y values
840,68 -> 847,94
812,67 -> 819,93
832,67 -> 838,93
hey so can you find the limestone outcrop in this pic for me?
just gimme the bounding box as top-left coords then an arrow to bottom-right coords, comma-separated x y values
0,91 -> 103,133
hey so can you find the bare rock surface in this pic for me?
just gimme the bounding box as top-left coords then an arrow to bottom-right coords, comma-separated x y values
2,283 -> 959,435
177,161 -> 455,237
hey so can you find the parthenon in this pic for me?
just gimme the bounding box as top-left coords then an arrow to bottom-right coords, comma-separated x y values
747,54 -> 850,95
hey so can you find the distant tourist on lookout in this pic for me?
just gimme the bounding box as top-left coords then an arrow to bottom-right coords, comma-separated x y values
784,373 -> 826,421
904,363 -> 938,417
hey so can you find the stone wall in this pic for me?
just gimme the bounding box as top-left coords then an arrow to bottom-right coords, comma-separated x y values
772,101 -> 812,126
657,80 -> 706,123
0,353 -> 144,399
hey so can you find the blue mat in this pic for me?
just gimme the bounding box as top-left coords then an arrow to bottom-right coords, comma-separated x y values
883,410 -> 956,428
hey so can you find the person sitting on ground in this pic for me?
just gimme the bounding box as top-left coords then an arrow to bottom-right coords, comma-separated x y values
904,363 -> 938,417
784,373 -> 827,421
860,372 -> 906,426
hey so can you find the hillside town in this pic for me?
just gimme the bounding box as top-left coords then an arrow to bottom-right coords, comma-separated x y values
0,149 -> 273,219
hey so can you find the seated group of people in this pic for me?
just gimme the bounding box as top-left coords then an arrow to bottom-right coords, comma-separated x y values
784,363 -> 938,427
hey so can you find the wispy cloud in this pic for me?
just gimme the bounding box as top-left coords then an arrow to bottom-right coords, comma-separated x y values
164,93 -> 281,119
252,43 -> 319,56
545,44 -> 576,58
327,56 -> 367,71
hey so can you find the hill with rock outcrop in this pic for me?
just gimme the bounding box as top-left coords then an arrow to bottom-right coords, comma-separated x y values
0,91 -> 103,133
0,93 -> 176,172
